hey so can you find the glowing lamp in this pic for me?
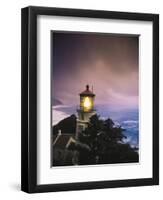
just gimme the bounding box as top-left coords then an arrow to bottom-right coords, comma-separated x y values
83,97 -> 92,111
79,85 -> 95,112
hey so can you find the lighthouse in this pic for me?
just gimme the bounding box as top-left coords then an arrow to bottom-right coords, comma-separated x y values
76,85 -> 96,140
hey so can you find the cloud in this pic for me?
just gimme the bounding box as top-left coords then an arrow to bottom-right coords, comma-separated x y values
52,106 -> 69,125
52,32 -> 139,109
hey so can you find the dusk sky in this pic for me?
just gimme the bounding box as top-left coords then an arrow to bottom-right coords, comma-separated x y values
52,32 -> 139,110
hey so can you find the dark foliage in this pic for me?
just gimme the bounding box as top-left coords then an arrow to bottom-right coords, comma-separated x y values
78,114 -> 139,165
52,114 -> 138,166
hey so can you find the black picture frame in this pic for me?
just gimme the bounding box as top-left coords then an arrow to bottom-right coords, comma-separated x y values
21,6 -> 159,193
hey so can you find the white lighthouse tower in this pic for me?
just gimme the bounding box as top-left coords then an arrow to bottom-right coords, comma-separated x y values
76,85 -> 96,140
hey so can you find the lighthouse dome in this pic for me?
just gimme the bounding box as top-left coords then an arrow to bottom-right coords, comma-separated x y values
79,85 -> 95,97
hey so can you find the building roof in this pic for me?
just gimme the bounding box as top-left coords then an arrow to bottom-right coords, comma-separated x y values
79,85 -> 95,97
53,133 -> 75,149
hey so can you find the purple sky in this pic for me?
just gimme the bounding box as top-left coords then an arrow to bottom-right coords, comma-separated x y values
52,32 -> 139,110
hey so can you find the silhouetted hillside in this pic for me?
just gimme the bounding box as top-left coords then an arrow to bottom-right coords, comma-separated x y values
53,114 -> 76,139
52,114 -> 138,166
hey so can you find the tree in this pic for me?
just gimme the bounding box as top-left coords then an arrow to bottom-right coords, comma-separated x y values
78,114 -> 138,165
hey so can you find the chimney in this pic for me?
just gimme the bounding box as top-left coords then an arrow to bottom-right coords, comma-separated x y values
58,129 -> 62,135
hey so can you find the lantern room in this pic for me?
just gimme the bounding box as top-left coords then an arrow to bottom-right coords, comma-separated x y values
79,85 -> 95,112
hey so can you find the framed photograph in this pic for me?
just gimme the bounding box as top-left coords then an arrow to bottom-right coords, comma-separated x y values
21,6 -> 159,193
